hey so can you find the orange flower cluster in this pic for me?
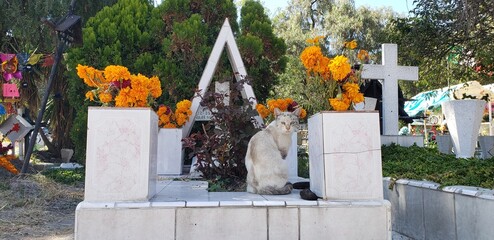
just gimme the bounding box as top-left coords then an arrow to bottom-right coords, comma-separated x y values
300,36 -> 367,111
0,155 -> 18,175
76,64 -> 162,107
157,100 -> 193,128
256,98 -> 307,120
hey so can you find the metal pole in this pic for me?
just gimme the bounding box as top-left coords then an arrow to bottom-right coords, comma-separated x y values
21,42 -> 65,174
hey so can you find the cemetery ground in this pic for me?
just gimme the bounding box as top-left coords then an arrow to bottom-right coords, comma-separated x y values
0,153 -> 84,240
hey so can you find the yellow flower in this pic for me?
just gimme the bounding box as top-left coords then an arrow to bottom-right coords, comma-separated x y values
329,97 -> 351,111
344,40 -> 357,49
0,155 -> 18,175
306,36 -> 325,45
85,91 -> 95,101
328,55 -> 351,81
300,46 -> 325,74
99,92 -> 113,103
104,65 -> 131,83
299,108 -> 307,119
256,104 -> 270,119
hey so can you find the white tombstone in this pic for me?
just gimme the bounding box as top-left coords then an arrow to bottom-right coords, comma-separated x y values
84,107 -> 157,202
362,44 -> 418,135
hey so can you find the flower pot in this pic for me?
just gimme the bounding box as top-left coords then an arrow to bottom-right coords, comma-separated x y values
436,134 -> 453,154
308,111 -> 383,200
354,97 -> 378,111
441,100 -> 485,158
478,136 -> 494,159
84,107 -> 158,201
157,128 -> 184,175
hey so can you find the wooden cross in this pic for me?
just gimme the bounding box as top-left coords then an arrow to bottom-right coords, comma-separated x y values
362,44 -> 418,135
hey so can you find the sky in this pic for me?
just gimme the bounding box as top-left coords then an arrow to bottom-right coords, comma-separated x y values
263,0 -> 415,16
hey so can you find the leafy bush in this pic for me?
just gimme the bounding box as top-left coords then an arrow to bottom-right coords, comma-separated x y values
382,144 -> 494,189
183,77 -> 259,184
41,168 -> 85,185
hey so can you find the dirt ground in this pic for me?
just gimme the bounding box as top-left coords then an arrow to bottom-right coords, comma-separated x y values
0,161 -> 83,240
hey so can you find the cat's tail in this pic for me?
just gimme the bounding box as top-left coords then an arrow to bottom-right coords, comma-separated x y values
257,182 -> 293,195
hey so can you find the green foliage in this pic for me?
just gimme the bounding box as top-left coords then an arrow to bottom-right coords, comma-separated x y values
41,168 -> 85,185
238,0 -> 287,102
382,144 -> 494,189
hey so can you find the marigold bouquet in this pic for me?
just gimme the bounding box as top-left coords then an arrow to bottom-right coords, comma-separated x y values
299,36 -> 367,111
256,98 -> 307,122
156,100 -> 193,128
76,64 -> 162,107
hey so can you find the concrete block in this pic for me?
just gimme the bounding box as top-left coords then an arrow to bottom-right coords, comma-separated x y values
268,208 -> 299,240
176,208 -> 267,240
75,206 -> 175,240
423,190 -> 456,240
299,201 -> 391,240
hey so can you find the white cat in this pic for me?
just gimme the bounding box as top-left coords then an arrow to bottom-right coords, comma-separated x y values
245,108 -> 301,195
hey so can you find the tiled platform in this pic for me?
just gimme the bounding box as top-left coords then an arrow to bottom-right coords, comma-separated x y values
76,180 -> 391,240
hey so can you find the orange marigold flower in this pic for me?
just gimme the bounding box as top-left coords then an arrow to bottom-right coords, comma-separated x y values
85,91 -> 95,101
344,40 -> 357,49
328,55 -> 351,81
164,123 -> 177,128
299,108 -> 307,119
256,104 -> 270,119
104,65 -> 131,83
329,97 -> 351,111
300,46 -> 325,74
357,49 -> 369,62
99,92 -> 113,103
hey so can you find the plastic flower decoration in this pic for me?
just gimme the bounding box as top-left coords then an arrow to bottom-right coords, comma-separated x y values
76,64 -> 162,107
0,54 -> 23,82
0,123 -> 21,175
299,36 -> 367,111
452,81 -> 494,101
256,98 -> 307,123
156,100 -> 193,128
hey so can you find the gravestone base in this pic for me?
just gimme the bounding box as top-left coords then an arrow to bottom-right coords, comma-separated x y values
75,180 -> 391,240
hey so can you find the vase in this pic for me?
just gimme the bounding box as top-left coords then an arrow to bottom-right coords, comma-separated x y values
441,100 -> 485,158
478,136 -> 494,159
308,111 -> 383,200
436,134 -> 454,154
354,97 -> 378,111
84,107 -> 158,201
157,128 -> 184,175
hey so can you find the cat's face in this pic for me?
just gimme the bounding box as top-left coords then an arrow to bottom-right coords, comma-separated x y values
274,108 -> 300,134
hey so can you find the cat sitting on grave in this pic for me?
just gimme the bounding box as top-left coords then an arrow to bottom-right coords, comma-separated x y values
245,107 -> 301,195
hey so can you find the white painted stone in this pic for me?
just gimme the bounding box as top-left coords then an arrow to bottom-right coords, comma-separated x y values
157,128 -> 184,175
308,111 -> 383,200
84,107 -> 157,202
362,44 -> 419,135
75,207 -> 175,240
60,148 -> 74,162
300,201 -> 391,240
268,208 -> 299,240
176,208 -> 267,240
381,135 -> 424,147
183,18 -> 262,138
442,100 -> 485,158
287,132 -> 298,178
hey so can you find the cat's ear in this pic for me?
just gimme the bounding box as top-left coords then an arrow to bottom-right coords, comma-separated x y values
274,108 -> 282,116
292,107 -> 301,117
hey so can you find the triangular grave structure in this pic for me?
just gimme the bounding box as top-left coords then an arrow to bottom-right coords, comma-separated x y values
182,18 -> 262,138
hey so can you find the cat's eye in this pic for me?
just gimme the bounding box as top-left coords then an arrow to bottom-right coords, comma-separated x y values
281,122 -> 286,125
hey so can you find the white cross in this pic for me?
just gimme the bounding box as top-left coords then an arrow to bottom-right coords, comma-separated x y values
362,44 -> 418,135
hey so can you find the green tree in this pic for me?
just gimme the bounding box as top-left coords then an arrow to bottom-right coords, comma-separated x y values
237,0 -> 287,101
387,0 -> 494,96
66,0 -> 156,162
